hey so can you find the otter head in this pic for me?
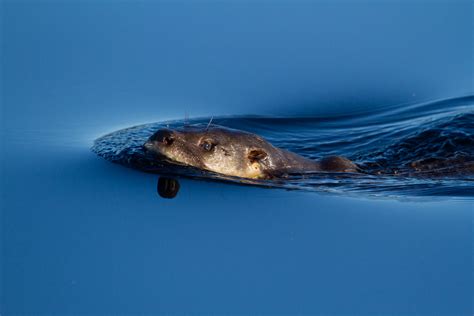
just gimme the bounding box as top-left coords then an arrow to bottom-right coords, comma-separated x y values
143,125 -> 276,179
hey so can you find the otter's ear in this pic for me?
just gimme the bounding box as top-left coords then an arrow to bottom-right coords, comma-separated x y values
248,149 -> 267,163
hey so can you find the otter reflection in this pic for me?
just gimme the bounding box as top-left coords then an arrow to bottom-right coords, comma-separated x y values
157,177 -> 180,199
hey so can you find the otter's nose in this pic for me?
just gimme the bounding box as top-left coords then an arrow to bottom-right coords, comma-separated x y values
149,129 -> 175,146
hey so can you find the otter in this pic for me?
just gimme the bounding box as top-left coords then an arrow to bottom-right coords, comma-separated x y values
143,125 -> 359,179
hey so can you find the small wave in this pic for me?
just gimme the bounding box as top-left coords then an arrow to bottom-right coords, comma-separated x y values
92,96 -> 474,199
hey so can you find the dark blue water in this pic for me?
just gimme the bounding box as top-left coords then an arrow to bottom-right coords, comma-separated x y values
2,1 -> 473,315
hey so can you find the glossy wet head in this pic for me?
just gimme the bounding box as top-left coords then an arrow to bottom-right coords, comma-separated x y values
144,125 -> 276,178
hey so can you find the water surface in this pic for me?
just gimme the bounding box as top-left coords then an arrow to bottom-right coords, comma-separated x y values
2,1 -> 473,314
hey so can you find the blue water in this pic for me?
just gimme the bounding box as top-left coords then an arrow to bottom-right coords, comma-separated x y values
2,1 -> 473,315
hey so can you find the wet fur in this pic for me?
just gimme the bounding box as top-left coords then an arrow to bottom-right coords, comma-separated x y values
144,125 -> 359,179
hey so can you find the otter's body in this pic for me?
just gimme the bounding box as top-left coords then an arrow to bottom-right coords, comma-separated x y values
144,125 -> 358,179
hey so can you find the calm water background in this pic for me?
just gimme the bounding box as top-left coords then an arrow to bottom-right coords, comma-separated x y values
1,1 -> 473,314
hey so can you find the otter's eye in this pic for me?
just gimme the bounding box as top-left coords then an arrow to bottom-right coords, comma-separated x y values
201,141 -> 215,152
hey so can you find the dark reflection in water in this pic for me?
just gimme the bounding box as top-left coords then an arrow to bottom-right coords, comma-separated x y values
157,177 -> 180,199
93,96 -> 474,198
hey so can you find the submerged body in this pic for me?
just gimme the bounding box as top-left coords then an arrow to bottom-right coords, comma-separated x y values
144,125 -> 358,179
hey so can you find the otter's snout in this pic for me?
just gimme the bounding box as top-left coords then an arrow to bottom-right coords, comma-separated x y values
150,129 -> 175,145
144,129 -> 175,151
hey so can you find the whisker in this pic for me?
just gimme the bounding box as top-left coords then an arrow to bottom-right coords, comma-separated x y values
206,116 -> 214,131
184,111 -> 189,128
